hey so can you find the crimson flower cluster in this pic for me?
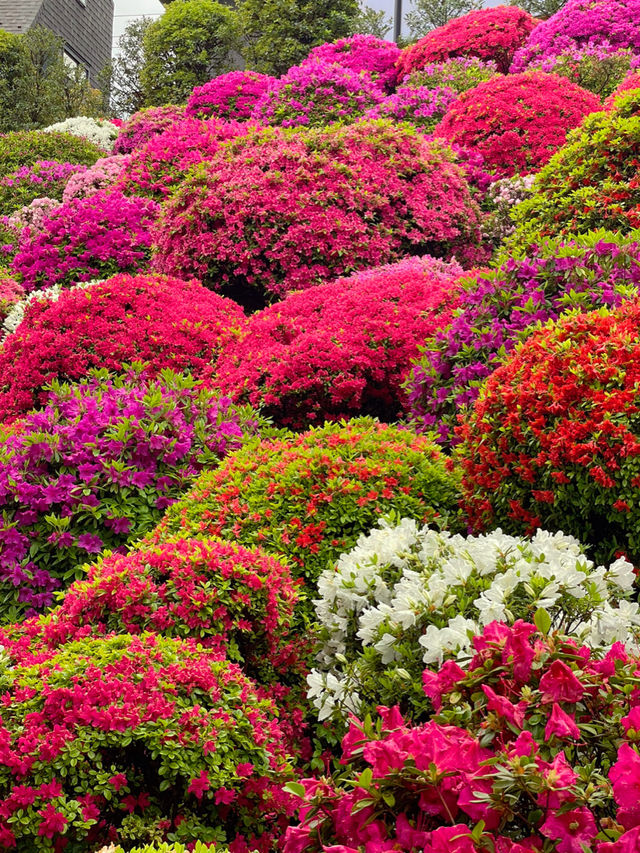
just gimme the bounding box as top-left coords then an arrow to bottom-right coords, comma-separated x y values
0,276 -> 23,325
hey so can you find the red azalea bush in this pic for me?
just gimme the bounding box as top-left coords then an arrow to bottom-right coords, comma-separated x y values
302,34 -> 401,90
185,71 -> 276,120
457,300 -> 640,565
148,418 -> 461,588
434,72 -> 600,178
1,538 -> 303,686
0,633 -> 294,850
152,121 -> 482,306
213,256 -> 462,428
396,6 -> 539,78
112,105 -> 187,154
0,273 -> 246,421
11,189 -> 159,291
0,276 -> 23,325
119,117 -> 247,199
604,71 -> 640,108
286,620 -> 640,853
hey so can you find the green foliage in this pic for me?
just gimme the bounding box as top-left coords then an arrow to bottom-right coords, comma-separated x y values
351,3 -> 393,38
141,0 -> 240,107
0,30 -> 29,133
116,844 -> 219,853
0,131 -> 101,179
519,0 -> 568,17
403,55 -> 498,92
107,18 -> 153,119
238,0 -> 360,75
405,0 -> 482,39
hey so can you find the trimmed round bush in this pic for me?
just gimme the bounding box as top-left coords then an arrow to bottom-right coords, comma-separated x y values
405,232 -> 640,445
0,633 -> 293,850
365,85 -> 457,132
509,89 -> 640,247
0,368 -> 263,620
0,131 -> 102,178
302,34 -> 401,90
149,418 -> 461,589
512,0 -> 640,72
0,276 -> 23,326
604,71 -> 640,108
112,104 -> 186,154
251,59 -> 384,128
526,43 -> 634,97
2,538 -> 302,686
0,160 -> 85,215
62,155 -> 129,201
401,56 -> 498,92
186,71 -> 276,120
152,121 -> 482,306
11,189 -> 159,291
457,300 -> 640,565
396,6 -> 539,78
0,273 -> 246,421
433,72 -> 600,178
213,256 -> 462,429
119,117 -> 246,200
42,117 -> 120,152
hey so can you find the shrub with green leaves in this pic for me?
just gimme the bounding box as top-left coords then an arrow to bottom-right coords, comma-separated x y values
401,56 -> 499,92
0,131 -> 102,178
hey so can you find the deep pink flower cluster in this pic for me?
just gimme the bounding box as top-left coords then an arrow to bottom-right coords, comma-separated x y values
0,276 -> 23,325
366,85 -> 457,132
251,59 -> 384,128
0,368 -> 262,618
396,6 -> 539,77
512,0 -> 640,72
0,272 -> 246,421
112,104 -> 186,154
11,189 -> 159,291
152,121 -> 482,304
212,256 -> 462,428
119,117 -> 246,199
302,34 -> 401,90
62,155 -> 130,201
0,160 -> 85,215
286,620 -> 640,853
186,71 -> 276,120
434,72 -> 601,177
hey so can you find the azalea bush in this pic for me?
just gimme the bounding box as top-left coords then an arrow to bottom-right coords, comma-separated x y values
405,232 -> 640,444
457,300 -> 640,565
62,155 -> 129,201
308,518 -> 639,723
287,620 -> 640,852
366,86 -> 457,133
302,34 -> 400,90
482,174 -> 537,245
152,121 -> 481,306
119,118 -> 245,200
0,276 -> 23,325
434,72 -> 600,178
251,60 -> 384,128
11,189 -> 159,291
42,117 -> 120,152
604,70 -> 640,107
185,71 -> 276,120
112,105 -> 187,154
0,273 -> 246,421
0,368 -> 263,620
1,537 -> 303,686
0,160 -> 85,215
0,131 -> 102,178
526,42 -> 634,97
512,0 -> 640,72
0,633 -> 294,850
396,6 -> 539,78
401,56 -> 498,92
213,256 -> 461,429
149,418 -> 461,590
1,279 -> 96,341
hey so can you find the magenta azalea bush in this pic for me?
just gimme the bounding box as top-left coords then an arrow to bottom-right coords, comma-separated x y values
302,34 -> 400,90
11,189 -> 159,291
0,368 -> 264,620
112,105 -> 187,154
186,71 -> 276,120
0,161 -> 85,215
152,121 -> 482,305
366,85 -> 457,133
401,56 -> 499,92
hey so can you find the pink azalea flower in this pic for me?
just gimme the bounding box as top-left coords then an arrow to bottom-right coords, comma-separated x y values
540,807 -> 597,853
544,703 -> 581,740
539,660 -> 585,703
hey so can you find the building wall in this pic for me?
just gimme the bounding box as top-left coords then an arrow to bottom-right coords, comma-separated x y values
34,0 -> 114,86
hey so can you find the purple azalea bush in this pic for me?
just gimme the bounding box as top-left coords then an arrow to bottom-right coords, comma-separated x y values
366,85 -> 458,132
404,234 -> 640,444
0,161 -> 85,215
0,367 -> 264,620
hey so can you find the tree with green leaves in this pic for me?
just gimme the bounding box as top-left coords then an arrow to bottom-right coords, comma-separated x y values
351,3 -> 393,39
405,0 -> 482,38
104,17 -> 153,118
141,0 -> 240,106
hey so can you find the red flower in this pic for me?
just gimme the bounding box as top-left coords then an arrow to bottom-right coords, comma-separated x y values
188,770 -> 210,800
539,660 -> 584,704
37,804 -> 67,839
544,703 -> 580,740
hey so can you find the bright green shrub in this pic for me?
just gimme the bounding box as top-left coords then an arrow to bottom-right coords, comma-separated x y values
0,131 -> 102,178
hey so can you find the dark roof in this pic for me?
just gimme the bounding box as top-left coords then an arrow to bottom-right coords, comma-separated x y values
0,0 -> 43,33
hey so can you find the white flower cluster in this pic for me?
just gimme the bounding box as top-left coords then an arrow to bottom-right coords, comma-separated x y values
2,279 -> 105,341
42,117 -> 120,152
307,518 -> 640,721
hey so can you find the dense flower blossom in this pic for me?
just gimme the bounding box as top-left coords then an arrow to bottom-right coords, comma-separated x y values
42,117 -> 120,151
302,34 -> 401,90
113,104 -> 187,154
212,256 -> 461,428
525,41 -> 634,97
11,189 -> 159,291
604,71 -> 640,107
401,56 -> 498,91
0,272 -> 246,420
309,519 -> 639,721
457,299 -> 640,565
152,121 -> 482,305
0,276 -> 23,326
0,160 -> 85,215
397,6 -> 539,77
3,197 -> 60,245
512,0 -> 640,72
0,368 -> 263,617
62,155 -> 129,201
251,60 -> 384,128
434,72 -> 601,178
186,70 -> 276,120
1,278 -> 99,341
0,131 -> 101,179
365,85 -> 457,132
405,233 -> 640,444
